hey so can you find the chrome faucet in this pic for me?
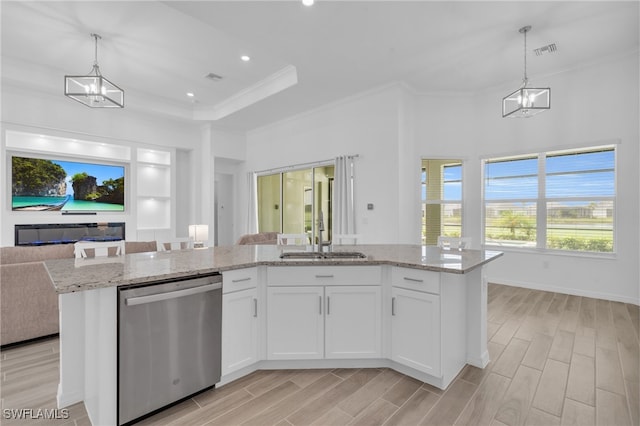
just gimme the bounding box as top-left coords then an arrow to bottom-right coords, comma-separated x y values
317,210 -> 325,253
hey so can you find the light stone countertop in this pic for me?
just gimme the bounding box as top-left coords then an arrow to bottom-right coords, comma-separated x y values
44,244 -> 504,294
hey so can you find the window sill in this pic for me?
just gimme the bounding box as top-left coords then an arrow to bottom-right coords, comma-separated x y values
483,244 -> 617,260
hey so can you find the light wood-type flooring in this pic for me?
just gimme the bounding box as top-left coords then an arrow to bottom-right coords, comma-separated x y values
1,284 -> 638,425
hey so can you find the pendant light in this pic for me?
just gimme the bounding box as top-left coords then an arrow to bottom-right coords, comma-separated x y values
65,33 -> 124,108
502,26 -> 550,118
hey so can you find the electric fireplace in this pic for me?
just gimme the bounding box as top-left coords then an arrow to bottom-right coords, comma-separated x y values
14,223 -> 125,246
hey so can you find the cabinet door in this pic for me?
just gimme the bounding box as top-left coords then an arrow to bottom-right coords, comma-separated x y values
325,286 -> 381,359
222,288 -> 258,376
267,286 -> 324,360
391,287 -> 441,376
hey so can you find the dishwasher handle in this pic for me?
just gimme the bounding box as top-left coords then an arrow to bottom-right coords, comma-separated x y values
125,282 -> 222,306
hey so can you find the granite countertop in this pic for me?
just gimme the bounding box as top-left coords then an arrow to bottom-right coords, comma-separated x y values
45,244 -> 504,294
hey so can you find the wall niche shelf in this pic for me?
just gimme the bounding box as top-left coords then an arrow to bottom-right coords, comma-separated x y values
136,148 -> 173,236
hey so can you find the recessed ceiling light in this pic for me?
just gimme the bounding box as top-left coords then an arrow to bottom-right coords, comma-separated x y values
302,0 -> 314,6
186,92 -> 195,97
241,55 -> 251,62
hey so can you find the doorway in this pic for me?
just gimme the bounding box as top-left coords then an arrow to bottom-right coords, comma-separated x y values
214,173 -> 234,246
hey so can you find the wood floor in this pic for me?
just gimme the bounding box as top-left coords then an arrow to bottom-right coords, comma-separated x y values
1,284 -> 638,425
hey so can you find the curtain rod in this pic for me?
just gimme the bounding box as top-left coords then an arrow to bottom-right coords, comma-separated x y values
254,154 -> 359,175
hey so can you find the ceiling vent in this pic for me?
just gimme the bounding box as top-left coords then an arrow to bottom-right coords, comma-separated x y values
204,72 -> 223,82
534,43 -> 557,56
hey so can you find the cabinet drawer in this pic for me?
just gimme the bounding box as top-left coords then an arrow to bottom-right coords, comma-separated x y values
223,268 -> 258,293
267,266 -> 382,286
391,267 -> 440,294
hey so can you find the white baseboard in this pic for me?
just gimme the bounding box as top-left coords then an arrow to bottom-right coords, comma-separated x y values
217,358 -> 454,391
486,276 -> 640,306
467,350 -> 490,369
56,383 -> 83,409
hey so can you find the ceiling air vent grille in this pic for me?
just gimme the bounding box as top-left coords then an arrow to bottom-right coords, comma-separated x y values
534,43 -> 557,56
205,72 -> 223,81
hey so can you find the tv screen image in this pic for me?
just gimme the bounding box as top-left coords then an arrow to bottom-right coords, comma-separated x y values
12,156 -> 125,212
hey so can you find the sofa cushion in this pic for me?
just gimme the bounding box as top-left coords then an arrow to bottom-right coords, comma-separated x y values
125,241 -> 157,254
0,240 -> 157,346
1,262 -> 58,345
0,244 -> 75,265
236,232 -> 279,245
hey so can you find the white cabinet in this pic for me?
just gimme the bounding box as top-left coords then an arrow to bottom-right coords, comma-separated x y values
325,286 -> 381,359
267,285 -> 381,360
391,267 -> 442,377
266,266 -> 382,360
267,286 -> 324,360
222,287 -> 258,375
222,269 -> 259,375
391,287 -> 441,376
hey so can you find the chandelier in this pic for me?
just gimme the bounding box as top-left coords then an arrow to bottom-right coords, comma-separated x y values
64,33 -> 124,108
502,25 -> 550,118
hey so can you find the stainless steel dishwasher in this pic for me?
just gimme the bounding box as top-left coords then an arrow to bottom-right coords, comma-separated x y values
118,273 -> 222,425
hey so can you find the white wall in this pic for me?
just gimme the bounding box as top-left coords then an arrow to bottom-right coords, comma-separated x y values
175,149 -> 193,238
414,93 -> 482,247
468,53 -> 640,305
1,84 -> 202,245
1,85 -> 201,150
244,85 -> 403,243
241,55 -> 639,304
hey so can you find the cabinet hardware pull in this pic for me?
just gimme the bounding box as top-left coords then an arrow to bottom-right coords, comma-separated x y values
253,298 -> 258,317
327,296 -> 330,315
319,296 -> 322,315
392,297 -> 396,316
232,277 -> 251,283
315,274 -> 334,278
403,277 -> 424,283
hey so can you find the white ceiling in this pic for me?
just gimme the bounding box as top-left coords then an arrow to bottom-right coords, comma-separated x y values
2,1 -> 638,131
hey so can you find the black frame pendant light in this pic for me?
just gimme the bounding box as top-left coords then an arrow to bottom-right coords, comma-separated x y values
502,26 -> 550,118
64,33 -> 124,108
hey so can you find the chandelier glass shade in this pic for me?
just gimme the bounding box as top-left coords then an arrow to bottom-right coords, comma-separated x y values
502,26 -> 550,118
64,34 -> 124,108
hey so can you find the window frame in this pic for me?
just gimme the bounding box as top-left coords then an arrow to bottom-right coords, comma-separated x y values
481,144 -> 617,257
421,158 -> 464,245
256,161 -> 335,243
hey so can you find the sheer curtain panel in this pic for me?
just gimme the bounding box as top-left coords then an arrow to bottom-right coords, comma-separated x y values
246,172 -> 258,234
333,156 -> 356,236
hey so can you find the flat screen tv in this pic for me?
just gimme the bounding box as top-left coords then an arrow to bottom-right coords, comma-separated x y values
11,155 -> 125,212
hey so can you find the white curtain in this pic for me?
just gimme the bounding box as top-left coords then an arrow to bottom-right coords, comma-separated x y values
333,156 -> 355,235
246,172 -> 258,234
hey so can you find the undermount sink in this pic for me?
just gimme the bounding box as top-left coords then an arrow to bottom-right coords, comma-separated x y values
323,251 -> 367,259
279,252 -> 324,259
280,251 -> 367,260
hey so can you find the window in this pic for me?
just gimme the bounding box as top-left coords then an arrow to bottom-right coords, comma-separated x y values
483,146 -> 615,253
545,149 -> 615,252
484,156 -> 538,248
257,165 -> 334,244
421,159 -> 462,245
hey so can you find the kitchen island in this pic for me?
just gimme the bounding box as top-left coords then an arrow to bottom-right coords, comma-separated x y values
45,244 -> 502,426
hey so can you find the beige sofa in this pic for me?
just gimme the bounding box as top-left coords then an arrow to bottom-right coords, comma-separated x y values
236,231 -> 279,245
0,241 -> 157,347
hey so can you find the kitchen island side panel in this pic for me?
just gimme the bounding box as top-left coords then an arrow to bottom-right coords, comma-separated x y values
57,287 -> 117,426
